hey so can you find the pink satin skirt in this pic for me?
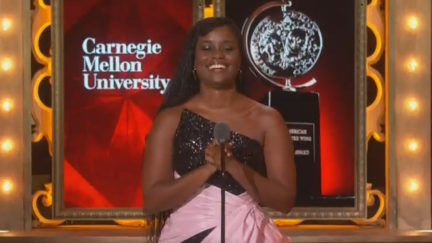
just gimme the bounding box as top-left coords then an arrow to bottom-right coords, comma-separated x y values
158,175 -> 290,243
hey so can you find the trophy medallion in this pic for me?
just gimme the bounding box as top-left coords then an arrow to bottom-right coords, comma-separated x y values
242,0 -> 324,202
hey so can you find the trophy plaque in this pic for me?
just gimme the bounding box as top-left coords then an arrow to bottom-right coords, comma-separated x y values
242,0 -> 323,203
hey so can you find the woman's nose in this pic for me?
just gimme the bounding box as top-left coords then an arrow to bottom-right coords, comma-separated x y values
211,49 -> 225,59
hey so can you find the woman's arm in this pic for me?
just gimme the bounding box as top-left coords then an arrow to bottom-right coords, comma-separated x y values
226,108 -> 296,214
142,108 -> 217,213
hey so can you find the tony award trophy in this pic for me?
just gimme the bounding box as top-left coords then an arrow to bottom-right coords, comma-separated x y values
243,0 -> 323,204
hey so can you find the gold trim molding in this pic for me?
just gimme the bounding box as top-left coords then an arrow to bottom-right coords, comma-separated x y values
351,0 -> 386,227
31,0 -> 64,228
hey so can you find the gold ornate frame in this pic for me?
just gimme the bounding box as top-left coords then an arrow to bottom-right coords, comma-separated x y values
220,0 -> 368,220
51,0 -> 207,220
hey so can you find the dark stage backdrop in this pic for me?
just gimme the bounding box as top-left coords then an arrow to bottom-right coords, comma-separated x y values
226,0 -> 356,199
62,0 -> 193,208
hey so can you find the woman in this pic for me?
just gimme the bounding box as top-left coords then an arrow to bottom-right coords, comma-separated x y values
143,17 -> 296,243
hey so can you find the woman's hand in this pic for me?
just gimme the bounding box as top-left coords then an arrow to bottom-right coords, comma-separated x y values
205,140 -> 233,170
204,139 -> 221,169
224,141 -> 233,159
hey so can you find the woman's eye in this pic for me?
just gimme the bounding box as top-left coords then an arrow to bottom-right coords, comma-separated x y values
200,45 -> 234,52
201,45 -> 211,50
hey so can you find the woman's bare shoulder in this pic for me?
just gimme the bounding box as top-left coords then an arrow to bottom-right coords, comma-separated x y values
241,96 -> 283,124
149,106 -> 185,137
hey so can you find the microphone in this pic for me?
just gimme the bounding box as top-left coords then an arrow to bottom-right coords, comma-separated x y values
213,122 -> 230,174
213,122 -> 231,144
213,122 -> 230,243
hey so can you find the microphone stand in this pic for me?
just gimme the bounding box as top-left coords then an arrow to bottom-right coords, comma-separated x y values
220,141 -> 226,243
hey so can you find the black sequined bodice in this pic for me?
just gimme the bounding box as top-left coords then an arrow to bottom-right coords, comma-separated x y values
172,109 -> 267,195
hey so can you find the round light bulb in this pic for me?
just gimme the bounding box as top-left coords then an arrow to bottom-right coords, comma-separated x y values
1,180 -> 12,193
407,99 -> 418,111
1,99 -> 12,112
1,139 -> 13,152
407,140 -> 418,152
1,59 -> 12,71
407,59 -> 418,72
408,16 -> 419,30
409,180 -> 419,192
1,18 -> 11,31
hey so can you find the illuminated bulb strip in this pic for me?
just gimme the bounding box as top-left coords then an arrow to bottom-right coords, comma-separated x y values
404,14 -> 422,195
0,16 -> 15,198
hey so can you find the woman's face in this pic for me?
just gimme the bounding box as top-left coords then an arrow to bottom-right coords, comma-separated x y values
194,26 -> 242,90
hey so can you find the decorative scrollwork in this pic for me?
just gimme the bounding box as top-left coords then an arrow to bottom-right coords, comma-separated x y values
366,0 -> 385,145
31,0 -> 62,227
350,0 -> 386,227
351,183 -> 385,226
32,183 -> 65,227
31,0 -> 53,148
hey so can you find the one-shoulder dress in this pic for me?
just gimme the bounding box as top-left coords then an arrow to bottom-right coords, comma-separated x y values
158,109 -> 290,243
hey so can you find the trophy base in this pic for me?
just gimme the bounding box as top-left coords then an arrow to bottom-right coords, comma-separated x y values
262,90 -> 322,200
